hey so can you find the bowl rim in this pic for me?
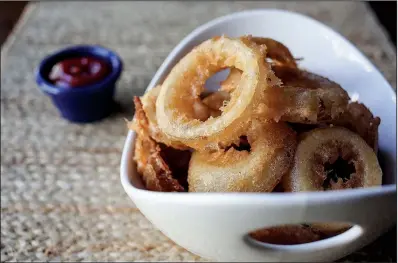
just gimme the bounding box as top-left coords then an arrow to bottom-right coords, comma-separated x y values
120,8 -> 397,201
147,8 -> 396,97
35,44 -> 123,95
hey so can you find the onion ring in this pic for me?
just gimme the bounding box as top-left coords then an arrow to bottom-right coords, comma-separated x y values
129,85 -> 188,150
219,67 -> 243,93
282,127 -> 382,233
273,65 -> 350,123
221,65 -> 350,124
188,121 -> 296,192
249,36 -> 298,68
134,136 -> 185,192
192,91 -> 227,121
132,97 -> 188,192
156,36 -> 276,151
288,102 -> 380,152
201,90 -> 230,114
283,126 -> 382,192
220,36 -> 297,93
330,102 -> 380,152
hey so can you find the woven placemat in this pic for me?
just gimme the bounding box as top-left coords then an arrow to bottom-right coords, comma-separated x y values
1,2 -> 396,262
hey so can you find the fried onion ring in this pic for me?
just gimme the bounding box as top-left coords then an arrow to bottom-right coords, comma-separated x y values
188,121 -> 296,192
330,102 -> 380,152
221,65 -> 350,124
201,90 -> 230,114
190,91 -> 231,120
130,85 -> 188,150
283,127 -> 382,233
219,67 -> 243,93
249,36 -> 298,68
156,36 -> 276,151
273,65 -> 350,123
134,136 -> 185,192
226,36 -> 299,71
131,97 -> 188,192
287,102 -> 380,152
283,127 -> 382,192
220,36 -> 296,93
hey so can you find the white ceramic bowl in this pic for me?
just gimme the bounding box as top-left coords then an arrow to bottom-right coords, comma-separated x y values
120,9 -> 397,262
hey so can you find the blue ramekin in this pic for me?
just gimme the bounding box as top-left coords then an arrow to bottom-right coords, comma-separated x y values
35,45 -> 123,123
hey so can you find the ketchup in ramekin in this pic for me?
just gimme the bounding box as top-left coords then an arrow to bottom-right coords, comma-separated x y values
36,45 -> 123,123
49,56 -> 111,88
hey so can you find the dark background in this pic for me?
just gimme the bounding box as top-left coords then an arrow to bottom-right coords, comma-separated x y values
368,1 -> 397,47
0,1 -> 27,46
0,1 -> 396,47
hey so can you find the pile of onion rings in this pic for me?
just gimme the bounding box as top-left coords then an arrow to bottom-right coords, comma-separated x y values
128,35 -> 383,244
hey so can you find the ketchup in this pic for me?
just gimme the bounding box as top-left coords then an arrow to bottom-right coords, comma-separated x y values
49,56 -> 110,88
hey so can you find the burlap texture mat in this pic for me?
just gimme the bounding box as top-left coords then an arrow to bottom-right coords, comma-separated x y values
1,1 -> 396,262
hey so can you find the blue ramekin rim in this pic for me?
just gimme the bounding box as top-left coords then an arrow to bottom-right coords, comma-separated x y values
35,44 -> 123,96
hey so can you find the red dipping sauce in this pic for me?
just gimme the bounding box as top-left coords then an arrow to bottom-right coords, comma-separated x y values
49,56 -> 110,88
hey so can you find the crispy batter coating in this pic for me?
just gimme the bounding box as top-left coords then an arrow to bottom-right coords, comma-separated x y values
131,97 -> 189,192
221,65 -> 350,124
156,36 -> 278,151
330,102 -> 380,152
133,85 -> 188,150
283,127 -> 382,233
220,36 -> 349,124
287,102 -> 380,152
284,127 -> 382,192
188,121 -> 297,192
249,36 -> 299,68
130,35 -> 382,240
220,36 -> 297,93
201,90 -> 230,115
273,65 -> 350,123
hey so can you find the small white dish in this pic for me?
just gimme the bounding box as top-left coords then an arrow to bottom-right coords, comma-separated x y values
120,9 -> 397,262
